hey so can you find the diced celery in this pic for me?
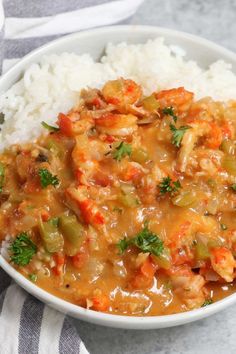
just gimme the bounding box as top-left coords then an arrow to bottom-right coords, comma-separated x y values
117,193 -> 139,208
59,215 -> 84,245
152,248 -> 171,269
222,155 -> 236,175
172,191 -> 197,207
142,95 -> 160,112
220,139 -> 235,155
131,148 -> 149,164
46,139 -> 65,159
195,241 -> 210,260
39,217 -> 64,253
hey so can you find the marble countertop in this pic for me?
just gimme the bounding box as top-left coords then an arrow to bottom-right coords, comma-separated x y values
74,1 -> 236,353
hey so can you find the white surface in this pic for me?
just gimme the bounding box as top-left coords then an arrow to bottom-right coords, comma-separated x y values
0,25 -> 236,331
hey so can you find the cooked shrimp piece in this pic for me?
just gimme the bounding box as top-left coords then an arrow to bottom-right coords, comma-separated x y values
72,134 -> 109,184
102,78 -> 142,105
58,112 -> 94,137
156,87 -> 194,113
177,122 -> 211,172
95,113 -> 137,136
65,186 -> 105,227
210,247 -> 236,282
171,271 -> 206,309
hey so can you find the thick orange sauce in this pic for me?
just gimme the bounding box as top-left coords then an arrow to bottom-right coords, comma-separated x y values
1,79 -> 236,316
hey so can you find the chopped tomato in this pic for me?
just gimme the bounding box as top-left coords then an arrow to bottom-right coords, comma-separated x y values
92,294 -> 110,311
41,209 -> 50,222
52,253 -> 65,276
132,257 -> 156,289
72,248 -> 89,269
58,113 -> 74,137
205,122 -> 222,149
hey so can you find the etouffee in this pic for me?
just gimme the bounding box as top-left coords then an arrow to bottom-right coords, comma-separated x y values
1,78 -> 236,316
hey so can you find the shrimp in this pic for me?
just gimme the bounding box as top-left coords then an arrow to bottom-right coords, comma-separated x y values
65,186 -> 105,227
170,268 -> 206,309
58,112 -> 93,137
95,113 -> 137,136
210,247 -> 236,282
177,122 -> 211,172
102,78 -> 142,106
156,87 -> 194,113
72,134 -> 110,185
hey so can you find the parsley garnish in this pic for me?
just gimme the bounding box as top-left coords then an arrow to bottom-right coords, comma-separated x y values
9,233 -> 37,266
41,121 -> 59,132
0,162 -> 5,193
201,299 -> 213,307
38,168 -> 59,188
117,223 -> 164,257
158,176 -> 181,196
113,142 -> 132,161
169,124 -> 190,147
29,274 -> 37,282
162,106 -> 178,123
231,184 -> 236,191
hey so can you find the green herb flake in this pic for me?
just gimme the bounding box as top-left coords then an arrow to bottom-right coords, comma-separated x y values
0,162 -> 5,193
117,238 -> 130,254
201,299 -> 213,307
29,274 -> 37,282
117,223 -> 164,257
113,206 -> 123,214
38,168 -> 59,189
48,217 -> 59,227
158,176 -> 182,196
9,233 -> 37,266
41,121 -> 59,132
220,223 -> 228,231
113,142 -> 132,161
162,106 -> 178,123
231,184 -> 236,191
169,124 -> 190,148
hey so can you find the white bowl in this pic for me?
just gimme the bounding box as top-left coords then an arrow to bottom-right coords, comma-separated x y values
0,25 -> 236,329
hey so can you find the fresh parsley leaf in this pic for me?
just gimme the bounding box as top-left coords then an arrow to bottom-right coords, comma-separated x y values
29,274 -> 37,282
41,121 -> 59,132
113,142 -> 132,161
158,176 -> 181,196
162,106 -> 178,123
201,299 -> 213,307
117,223 -> 164,257
9,233 -> 37,266
220,223 -> 227,231
117,238 -> 130,254
0,162 -> 5,193
38,168 -> 59,188
231,184 -> 236,191
169,124 -> 190,148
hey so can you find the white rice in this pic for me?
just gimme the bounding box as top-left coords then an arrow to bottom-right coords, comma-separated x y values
0,37 -> 236,151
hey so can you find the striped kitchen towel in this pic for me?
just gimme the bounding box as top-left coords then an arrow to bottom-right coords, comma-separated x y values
0,1 -> 144,353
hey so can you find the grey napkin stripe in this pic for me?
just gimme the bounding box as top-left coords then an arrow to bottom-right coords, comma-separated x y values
4,0 -> 111,17
0,288 -> 7,314
18,295 -> 44,354
59,318 -> 81,354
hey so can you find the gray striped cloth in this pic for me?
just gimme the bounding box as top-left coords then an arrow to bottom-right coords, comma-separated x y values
0,0 -> 144,353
